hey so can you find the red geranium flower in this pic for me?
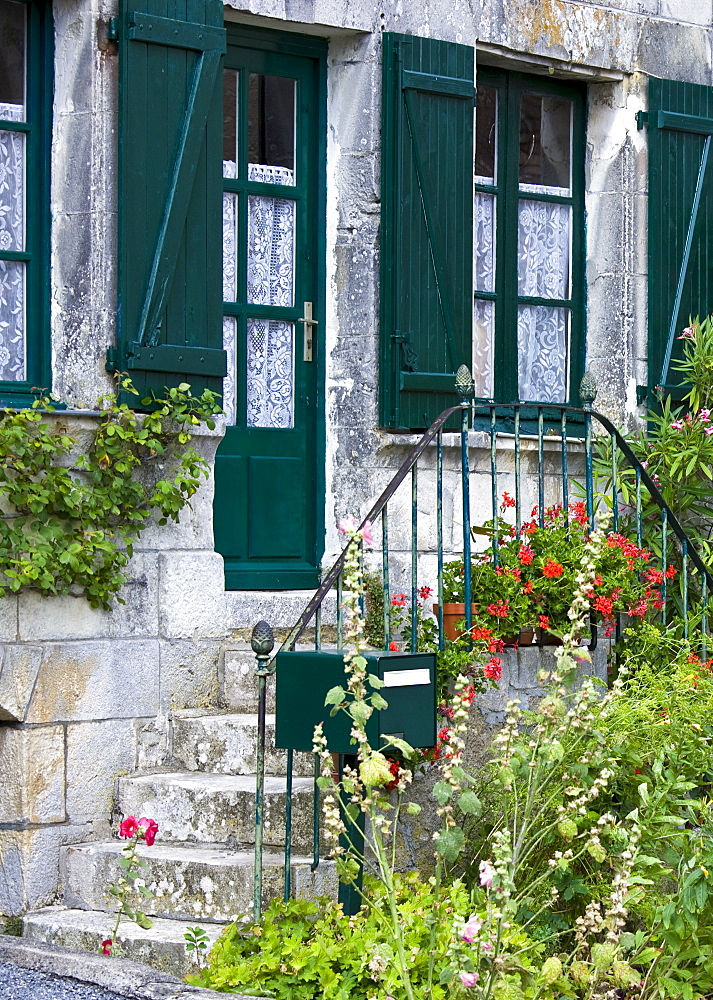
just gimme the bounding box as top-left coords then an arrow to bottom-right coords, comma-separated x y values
418,585 -> 434,601
484,657 -> 502,681
518,544 -> 534,565
542,559 -> 564,579
391,593 -> 408,607
487,601 -> 510,618
119,816 -> 138,839
389,641 -> 399,651
538,615 -> 550,629
502,491 -> 516,508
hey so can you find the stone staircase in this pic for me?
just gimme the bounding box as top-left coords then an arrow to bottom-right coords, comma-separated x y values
22,648 -> 337,976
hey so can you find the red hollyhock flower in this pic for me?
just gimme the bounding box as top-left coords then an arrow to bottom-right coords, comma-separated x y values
101,939 -> 112,956
391,593 -> 408,607
385,758 -> 401,792
119,816 -> 138,839
484,657 -> 502,681
542,559 -> 564,578
138,817 -> 159,847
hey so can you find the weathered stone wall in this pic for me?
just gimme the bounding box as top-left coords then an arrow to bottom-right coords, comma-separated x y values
0,416 -> 228,914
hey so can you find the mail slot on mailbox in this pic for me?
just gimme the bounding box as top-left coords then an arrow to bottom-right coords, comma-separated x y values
274,649 -> 437,754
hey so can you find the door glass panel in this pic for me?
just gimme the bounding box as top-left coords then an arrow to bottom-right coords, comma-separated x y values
249,73 -> 295,181
247,193 -> 295,307
517,200 -> 570,298
222,192 -> 237,302
223,69 -> 238,174
222,317 -> 237,425
519,94 -> 572,193
0,258 -> 24,380
475,85 -> 497,184
0,126 -> 23,250
473,299 -> 494,398
517,305 -> 568,403
474,192 -> 495,292
247,318 -> 294,428
0,0 -> 24,119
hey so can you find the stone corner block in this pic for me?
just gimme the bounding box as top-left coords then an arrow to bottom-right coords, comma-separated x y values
0,594 -> 18,641
0,725 -> 66,824
158,552 -> 227,639
25,640 -> 160,723
0,824 -> 92,915
0,644 -> 43,722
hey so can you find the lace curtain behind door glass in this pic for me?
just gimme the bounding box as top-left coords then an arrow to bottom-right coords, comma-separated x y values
222,160 -> 296,425
0,103 -> 25,381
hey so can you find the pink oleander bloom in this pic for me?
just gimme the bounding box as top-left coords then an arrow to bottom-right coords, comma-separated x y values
641,460 -> 648,469
680,326 -> 696,339
460,972 -> 480,988
700,409 -> 711,423
138,817 -> 159,847
461,916 -> 482,942
670,420 -> 683,430
706,427 -> 713,437
119,816 -> 138,839
361,520 -> 374,547
338,516 -> 357,536
479,860 -> 494,888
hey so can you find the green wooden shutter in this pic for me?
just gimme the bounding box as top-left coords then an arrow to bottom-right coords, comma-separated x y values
111,0 -> 227,402
646,76 -> 713,400
380,33 -> 475,430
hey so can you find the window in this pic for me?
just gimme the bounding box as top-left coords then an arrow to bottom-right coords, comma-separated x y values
0,0 -> 51,405
474,69 -> 585,405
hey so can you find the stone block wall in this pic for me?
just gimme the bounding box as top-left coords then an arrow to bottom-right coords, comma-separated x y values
0,415 -> 229,915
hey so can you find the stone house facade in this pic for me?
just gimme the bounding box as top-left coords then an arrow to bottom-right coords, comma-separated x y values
1,0 -> 713,932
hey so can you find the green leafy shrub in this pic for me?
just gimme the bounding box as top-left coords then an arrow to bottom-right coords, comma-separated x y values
0,378 -> 222,608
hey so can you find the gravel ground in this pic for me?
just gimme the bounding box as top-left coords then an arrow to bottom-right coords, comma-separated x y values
0,961 -> 125,999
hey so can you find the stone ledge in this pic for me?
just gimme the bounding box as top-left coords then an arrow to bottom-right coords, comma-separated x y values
0,933 -> 251,998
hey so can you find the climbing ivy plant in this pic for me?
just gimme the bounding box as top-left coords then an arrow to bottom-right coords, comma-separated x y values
0,378 -> 223,609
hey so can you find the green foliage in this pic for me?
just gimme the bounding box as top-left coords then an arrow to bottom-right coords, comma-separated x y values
0,378 -> 222,608
187,875 -> 471,1000
185,925 -> 212,972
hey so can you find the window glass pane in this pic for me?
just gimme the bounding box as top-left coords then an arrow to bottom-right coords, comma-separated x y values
248,74 -> 295,179
517,305 -> 568,403
0,0 -> 24,117
519,94 -> 571,192
247,194 -> 295,307
247,319 -> 294,428
473,299 -> 494,398
222,316 -> 237,425
475,85 -> 497,183
223,69 -> 238,171
475,191 -> 495,293
222,191 -> 237,302
517,200 -> 570,299
0,126 -> 23,250
0,258 -> 24,380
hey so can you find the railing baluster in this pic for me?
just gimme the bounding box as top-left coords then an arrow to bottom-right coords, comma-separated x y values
464,405 -> 473,631
411,465 -> 418,651
537,407 -> 545,526
661,509 -> 668,626
635,466 -> 643,550
437,430 -> 445,651
560,412 -> 568,519
682,540 -> 689,638
382,507 -> 390,648
702,576 -> 708,660
311,754 -> 320,873
337,574 -> 343,650
490,406 -> 498,567
610,433 -> 618,533
284,748 -> 293,901
585,406 -> 594,529
315,566 -> 322,652
515,409 -> 522,538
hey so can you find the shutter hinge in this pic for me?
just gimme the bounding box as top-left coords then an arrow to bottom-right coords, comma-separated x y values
107,18 -> 119,41
105,347 -> 122,373
636,110 -> 649,131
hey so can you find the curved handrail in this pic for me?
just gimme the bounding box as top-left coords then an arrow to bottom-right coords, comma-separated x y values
281,401 -> 468,651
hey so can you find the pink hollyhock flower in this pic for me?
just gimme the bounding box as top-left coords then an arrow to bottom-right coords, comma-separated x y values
461,916 -> 482,942
460,972 -> 480,988
119,816 -> 138,839
338,516 -> 357,535
479,860 -> 494,888
361,520 -> 374,547
101,939 -> 112,956
138,817 -> 159,847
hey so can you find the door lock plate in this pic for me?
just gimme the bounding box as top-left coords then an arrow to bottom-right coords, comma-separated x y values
299,301 -> 317,362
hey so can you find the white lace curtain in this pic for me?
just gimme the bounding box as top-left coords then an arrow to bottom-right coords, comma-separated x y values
474,182 -> 570,404
0,102 -> 25,382
222,160 -> 296,427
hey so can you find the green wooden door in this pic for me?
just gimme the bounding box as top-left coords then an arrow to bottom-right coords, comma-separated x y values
214,27 -> 326,590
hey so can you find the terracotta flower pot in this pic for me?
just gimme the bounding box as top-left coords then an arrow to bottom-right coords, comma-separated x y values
435,603 -> 478,642
536,627 -> 563,646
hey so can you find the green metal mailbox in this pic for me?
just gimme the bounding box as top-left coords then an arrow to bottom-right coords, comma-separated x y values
274,649 -> 437,754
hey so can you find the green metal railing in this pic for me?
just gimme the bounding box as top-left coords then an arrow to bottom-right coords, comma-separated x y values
251,366 -> 713,918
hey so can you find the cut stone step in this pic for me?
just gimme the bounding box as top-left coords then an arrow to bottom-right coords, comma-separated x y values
117,771 -> 317,851
22,905 -> 224,978
171,710 -> 315,778
61,841 -> 338,923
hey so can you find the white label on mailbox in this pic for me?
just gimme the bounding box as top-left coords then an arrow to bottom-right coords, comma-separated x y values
383,668 -> 430,688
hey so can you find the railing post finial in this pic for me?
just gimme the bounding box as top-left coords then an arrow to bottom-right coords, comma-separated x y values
455,364 -> 475,402
579,371 -> 597,410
